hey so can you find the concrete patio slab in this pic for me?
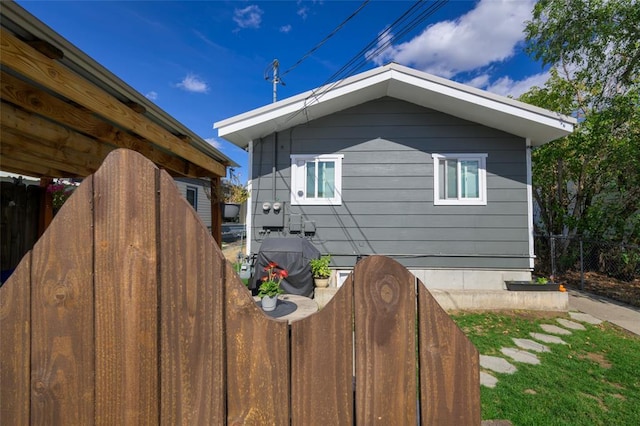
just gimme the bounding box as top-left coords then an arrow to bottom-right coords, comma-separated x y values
557,318 -> 586,330
540,324 -> 572,335
512,338 -> 550,353
480,355 -> 517,374
501,348 -> 540,365
530,332 -> 567,344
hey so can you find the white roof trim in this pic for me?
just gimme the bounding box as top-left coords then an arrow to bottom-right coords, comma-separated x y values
215,63 -> 575,148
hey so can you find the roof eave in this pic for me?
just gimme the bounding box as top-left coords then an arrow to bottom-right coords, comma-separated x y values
215,63 -> 576,148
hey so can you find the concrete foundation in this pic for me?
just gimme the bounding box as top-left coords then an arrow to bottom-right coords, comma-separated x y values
312,268 -> 567,311
430,290 -> 568,312
314,287 -> 568,312
410,268 -> 532,290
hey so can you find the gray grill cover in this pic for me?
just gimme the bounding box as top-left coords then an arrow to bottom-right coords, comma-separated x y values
251,237 -> 320,297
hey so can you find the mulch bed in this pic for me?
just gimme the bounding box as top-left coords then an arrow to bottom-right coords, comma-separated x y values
559,271 -> 640,308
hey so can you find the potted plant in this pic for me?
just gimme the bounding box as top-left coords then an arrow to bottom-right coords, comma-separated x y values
258,262 -> 287,312
504,275 -> 561,291
221,168 -> 249,220
47,179 -> 78,213
309,255 -> 331,288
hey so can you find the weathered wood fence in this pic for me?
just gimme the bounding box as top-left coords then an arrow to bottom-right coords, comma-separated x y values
0,149 -> 480,425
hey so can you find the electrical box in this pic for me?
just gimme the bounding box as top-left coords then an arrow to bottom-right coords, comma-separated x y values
303,220 -> 316,234
261,201 -> 285,228
289,214 -> 302,233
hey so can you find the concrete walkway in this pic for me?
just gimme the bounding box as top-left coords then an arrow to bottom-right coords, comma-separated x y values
568,290 -> 640,336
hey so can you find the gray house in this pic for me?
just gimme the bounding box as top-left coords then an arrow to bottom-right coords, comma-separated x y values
215,63 -> 575,293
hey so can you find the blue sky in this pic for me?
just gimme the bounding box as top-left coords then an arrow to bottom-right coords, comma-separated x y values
17,0 -> 549,181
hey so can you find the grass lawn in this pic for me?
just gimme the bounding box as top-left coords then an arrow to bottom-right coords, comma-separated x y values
451,311 -> 640,425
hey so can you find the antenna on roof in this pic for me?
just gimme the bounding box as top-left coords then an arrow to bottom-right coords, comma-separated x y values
264,59 -> 285,103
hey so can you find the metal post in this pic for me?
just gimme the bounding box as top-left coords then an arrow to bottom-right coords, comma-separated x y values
550,235 -> 556,279
580,239 -> 584,291
272,59 -> 279,103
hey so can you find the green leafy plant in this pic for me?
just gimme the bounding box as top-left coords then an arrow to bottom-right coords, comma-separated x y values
309,255 -> 331,279
535,276 -> 549,284
258,262 -> 287,298
223,168 -> 249,204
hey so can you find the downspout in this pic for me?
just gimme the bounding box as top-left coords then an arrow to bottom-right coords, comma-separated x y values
526,138 -> 535,270
272,132 -> 278,201
245,139 -> 254,255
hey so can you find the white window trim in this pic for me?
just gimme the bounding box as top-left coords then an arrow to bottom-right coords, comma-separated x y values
290,154 -> 344,206
432,153 -> 487,206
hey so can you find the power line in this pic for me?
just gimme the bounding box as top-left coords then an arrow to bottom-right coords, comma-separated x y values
283,0 -> 449,125
279,0 -> 372,79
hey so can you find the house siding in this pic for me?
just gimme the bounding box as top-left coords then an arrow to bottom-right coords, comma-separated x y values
174,178 -> 212,229
250,97 -> 530,272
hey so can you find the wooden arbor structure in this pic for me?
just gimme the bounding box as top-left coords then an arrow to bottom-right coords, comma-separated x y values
0,1 -> 235,244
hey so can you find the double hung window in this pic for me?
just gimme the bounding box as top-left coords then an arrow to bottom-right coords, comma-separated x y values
290,154 -> 343,205
432,153 -> 487,205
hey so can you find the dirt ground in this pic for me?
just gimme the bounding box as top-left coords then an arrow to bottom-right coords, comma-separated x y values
221,240 -> 245,264
559,270 -> 640,308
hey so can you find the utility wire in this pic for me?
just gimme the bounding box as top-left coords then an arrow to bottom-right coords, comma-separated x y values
280,0 -> 372,79
283,0 -> 449,125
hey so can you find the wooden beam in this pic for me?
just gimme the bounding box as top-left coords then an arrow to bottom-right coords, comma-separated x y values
1,142 -> 94,177
0,156 -> 68,178
2,125 -> 104,174
0,72 -> 212,177
1,101 -> 111,159
0,29 -> 226,177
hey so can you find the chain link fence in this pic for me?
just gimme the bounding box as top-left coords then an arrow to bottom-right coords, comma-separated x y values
534,235 -> 640,307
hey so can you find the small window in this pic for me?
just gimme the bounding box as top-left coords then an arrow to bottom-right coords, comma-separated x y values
186,186 -> 198,210
432,153 -> 487,205
290,154 -> 343,205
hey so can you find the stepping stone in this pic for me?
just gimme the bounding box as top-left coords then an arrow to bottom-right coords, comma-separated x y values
480,371 -> 498,388
569,312 -> 603,325
530,332 -> 567,345
557,318 -> 586,330
513,338 -> 550,353
540,324 -> 572,335
480,355 -> 517,374
501,348 -> 540,365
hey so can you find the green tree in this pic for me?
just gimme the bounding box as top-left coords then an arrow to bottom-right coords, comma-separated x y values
522,0 -> 640,245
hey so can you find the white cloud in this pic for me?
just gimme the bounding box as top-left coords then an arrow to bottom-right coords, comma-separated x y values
464,74 -> 491,89
297,6 -> 309,20
205,137 -> 223,150
280,24 -> 292,33
233,5 -> 263,29
368,0 -> 536,78
484,71 -> 550,98
145,91 -> 158,101
176,74 -> 209,93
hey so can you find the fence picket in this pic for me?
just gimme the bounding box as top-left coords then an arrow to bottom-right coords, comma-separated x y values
354,256 -> 418,424
224,272 -> 289,425
30,178 -> 95,425
0,252 -> 31,425
291,272 -> 354,425
94,150 -> 159,424
159,171 -> 226,424
418,280 -> 480,425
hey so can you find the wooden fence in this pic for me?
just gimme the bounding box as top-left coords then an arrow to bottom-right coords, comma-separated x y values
0,149 -> 480,425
